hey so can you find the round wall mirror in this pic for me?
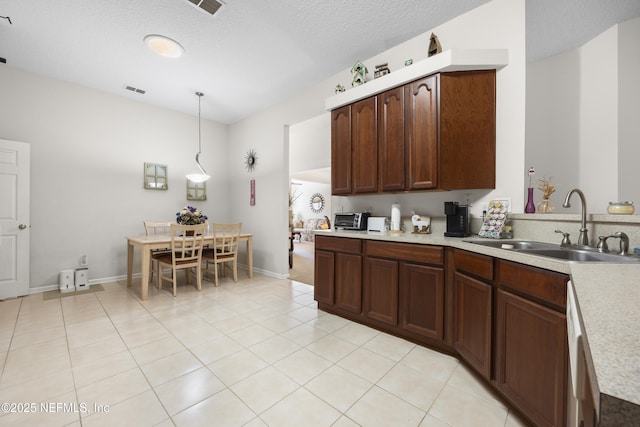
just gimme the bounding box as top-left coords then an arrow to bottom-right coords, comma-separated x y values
310,193 -> 325,214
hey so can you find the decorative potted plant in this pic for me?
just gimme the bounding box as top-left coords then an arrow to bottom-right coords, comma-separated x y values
176,206 -> 208,233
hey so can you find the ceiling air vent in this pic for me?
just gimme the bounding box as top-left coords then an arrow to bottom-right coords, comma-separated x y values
187,0 -> 223,15
123,85 -> 146,95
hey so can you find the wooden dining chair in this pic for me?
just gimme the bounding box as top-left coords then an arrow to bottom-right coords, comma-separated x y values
202,222 -> 242,287
144,221 -> 172,283
156,223 -> 207,296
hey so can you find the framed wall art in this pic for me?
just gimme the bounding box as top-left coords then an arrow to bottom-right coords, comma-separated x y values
143,162 -> 168,190
187,179 -> 206,200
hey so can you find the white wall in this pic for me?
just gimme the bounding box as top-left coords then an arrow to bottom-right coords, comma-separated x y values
526,16 -> 640,213
288,113 -> 331,175
579,25 -> 619,212
0,66 -> 228,289
618,16 -> 640,203
526,50 -> 581,207
228,0 -> 527,276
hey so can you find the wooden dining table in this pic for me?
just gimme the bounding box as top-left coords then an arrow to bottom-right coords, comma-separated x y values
125,233 -> 253,300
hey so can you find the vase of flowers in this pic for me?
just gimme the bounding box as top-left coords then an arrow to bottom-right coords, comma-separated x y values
176,206 -> 208,227
537,176 -> 556,213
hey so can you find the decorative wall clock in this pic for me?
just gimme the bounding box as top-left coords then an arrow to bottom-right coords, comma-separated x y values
310,193 -> 325,214
244,149 -> 257,172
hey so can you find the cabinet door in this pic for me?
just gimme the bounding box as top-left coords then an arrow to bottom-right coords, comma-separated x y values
363,256 -> 398,326
378,87 -> 405,192
495,289 -> 567,427
331,105 -> 351,195
335,252 -> 362,314
453,271 -> 492,379
400,262 -> 444,341
405,74 -> 438,190
352,97 -> 378,193
314,249 -> 334,305
439,71 -> 496,190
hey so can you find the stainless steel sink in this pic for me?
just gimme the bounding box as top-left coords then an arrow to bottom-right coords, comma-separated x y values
464,240 -> 558,250
519,248 -> 640,263
464,240 -> 640,263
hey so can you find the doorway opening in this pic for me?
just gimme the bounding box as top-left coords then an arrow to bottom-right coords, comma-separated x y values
287,113 -> 331,285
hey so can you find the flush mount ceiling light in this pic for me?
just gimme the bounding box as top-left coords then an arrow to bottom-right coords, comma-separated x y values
186,92 -> 210,183
143,34 -> 184,58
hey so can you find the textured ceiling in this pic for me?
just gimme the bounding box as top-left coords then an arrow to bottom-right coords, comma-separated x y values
1,0 -> 639,124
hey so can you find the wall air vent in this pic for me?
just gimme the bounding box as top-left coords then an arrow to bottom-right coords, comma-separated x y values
187,0 -> 223,15
123,85 -> 146,95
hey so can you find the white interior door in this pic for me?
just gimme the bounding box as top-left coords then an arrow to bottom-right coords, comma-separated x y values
0,139 -> 30,299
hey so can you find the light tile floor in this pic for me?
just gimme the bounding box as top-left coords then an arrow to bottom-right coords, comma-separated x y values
0,274 -> 527,427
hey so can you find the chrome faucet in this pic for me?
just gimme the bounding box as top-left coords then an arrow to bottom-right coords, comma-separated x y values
596,232 -> 629,255
614,231 -> 630,255
562,188 -> 589,246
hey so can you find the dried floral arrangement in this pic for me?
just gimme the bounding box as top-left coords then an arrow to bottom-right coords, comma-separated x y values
538,176 -> 555,199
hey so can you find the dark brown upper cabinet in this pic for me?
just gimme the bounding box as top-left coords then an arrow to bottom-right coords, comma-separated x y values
331,70 -> 496,195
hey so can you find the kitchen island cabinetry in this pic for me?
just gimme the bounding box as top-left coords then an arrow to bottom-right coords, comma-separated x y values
363,241 -> 444,344
452,249 -> 493,380
494,260 -> 568,427
314,235 -> 362,316
331,70 -> 496,195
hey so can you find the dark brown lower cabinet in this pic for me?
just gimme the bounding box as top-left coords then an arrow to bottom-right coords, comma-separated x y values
400,262 -> 444,340
363,241 -> 444,343
363,256 -> 398,325
452,271 -> 492,379
314,235 -> 362,316
495,289 -> 567,427
452,249 -> 494,379
335,252 -> 362,314
495,259 -> 568,427
315,240 -> 570,427
314,249 -> 334,305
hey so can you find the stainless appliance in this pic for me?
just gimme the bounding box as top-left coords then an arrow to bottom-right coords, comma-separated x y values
367,217 -> 387,232
444,201 -> 471,237
334,212 -> 371,230
567,280 -> 591,427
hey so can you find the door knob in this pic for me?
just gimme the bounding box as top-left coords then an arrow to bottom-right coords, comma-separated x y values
18,224 -> 27,229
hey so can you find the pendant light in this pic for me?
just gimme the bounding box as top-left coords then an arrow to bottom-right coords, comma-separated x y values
186,91 -> 210,183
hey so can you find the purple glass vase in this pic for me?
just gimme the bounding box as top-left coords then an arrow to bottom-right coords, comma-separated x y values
525,187 -> 536,213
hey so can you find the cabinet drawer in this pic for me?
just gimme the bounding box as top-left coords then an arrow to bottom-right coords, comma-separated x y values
454,249 -> 493,281
496,260 -> 568,310
365,241 -> 443,266
315,235 -> 361,254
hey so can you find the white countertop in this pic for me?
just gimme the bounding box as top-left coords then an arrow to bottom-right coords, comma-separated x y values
315,229 -> 640,408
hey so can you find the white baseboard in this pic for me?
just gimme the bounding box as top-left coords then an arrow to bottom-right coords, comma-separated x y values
28,264 -> 285,294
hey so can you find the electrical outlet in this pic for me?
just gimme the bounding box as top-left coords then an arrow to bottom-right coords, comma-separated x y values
80,255 -> 88,266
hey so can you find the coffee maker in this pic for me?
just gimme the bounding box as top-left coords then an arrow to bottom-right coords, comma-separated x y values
444,201 -> 471,237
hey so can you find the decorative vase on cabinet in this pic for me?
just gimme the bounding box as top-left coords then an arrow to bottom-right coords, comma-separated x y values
525,187 -> 536,213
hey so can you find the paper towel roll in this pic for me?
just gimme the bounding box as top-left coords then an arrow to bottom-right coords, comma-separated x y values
391,203 -> 401,231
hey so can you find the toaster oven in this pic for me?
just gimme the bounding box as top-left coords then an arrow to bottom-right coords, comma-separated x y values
334,212 -> 371,230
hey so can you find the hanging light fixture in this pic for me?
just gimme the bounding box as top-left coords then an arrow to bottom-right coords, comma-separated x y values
186,92 -> 210,183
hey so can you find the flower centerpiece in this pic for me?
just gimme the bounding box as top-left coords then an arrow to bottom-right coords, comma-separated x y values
537,176 -> 556,213
176,206 -> 208,225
